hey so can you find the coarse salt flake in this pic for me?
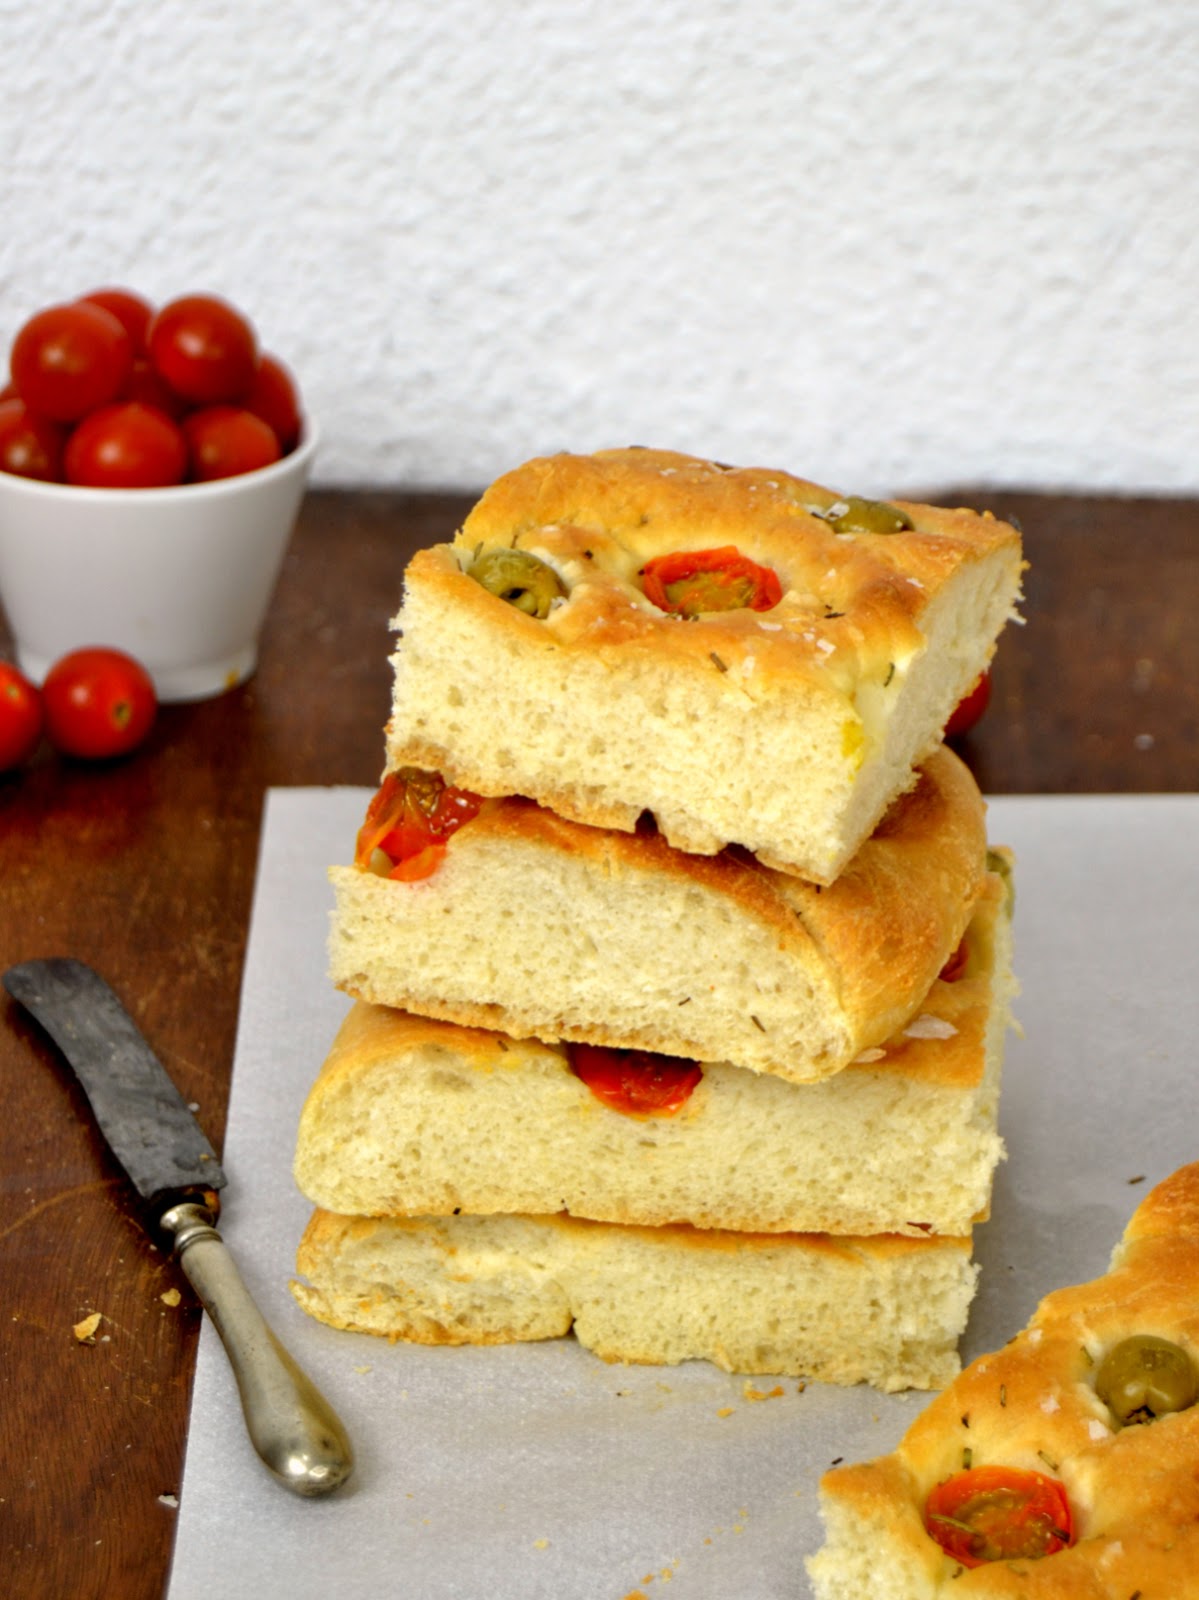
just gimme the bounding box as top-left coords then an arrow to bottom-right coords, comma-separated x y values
902,1014 -> 958,1041
1040,1394 -> 1061,1415
853,1047 -> 886,1063
815,638 -> 835,656
1087,1419 -> 1109,1441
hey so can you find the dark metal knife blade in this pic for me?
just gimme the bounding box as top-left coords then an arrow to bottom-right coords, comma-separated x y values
4,956 -> 352,1497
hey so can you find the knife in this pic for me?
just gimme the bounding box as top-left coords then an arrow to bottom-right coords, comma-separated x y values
3,956 -> 353,1497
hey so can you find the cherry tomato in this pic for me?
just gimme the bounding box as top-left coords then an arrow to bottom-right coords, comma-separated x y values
122,357 -> 189,419
355,769 -> 484,881
64,402 -> 187,489
78,288 -> 154,355
570,1043 -> 703,1116
182,406 -> 281,482
946,669 -> 993,738
244,352 -> 302,453
0,397 -> 66,481
925,1465 -> 1073,1568
10,301 -> 133,422
938,936 -> 969,983
147,294 -> 258,405
641,546 -> 782,617
0,661 -> 44,771
41,647 -> 157,760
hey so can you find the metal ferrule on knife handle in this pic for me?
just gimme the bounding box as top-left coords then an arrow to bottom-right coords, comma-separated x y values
159,1198 -> 353,1496
2,957 -> 353,1498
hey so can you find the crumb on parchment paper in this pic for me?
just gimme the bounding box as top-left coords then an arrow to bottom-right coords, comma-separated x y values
160,1288 -> 181,1307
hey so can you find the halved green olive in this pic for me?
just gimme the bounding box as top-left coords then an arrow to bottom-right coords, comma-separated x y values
825,496 -> 914,536
467,548 -> 565,618
1095,1334 -> 1198,1426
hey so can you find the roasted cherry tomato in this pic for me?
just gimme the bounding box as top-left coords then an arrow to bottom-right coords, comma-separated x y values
147,294 -> 259,405
570,1043 -> 703,1116
10,301 -> 133,422
0,397 -> 66,481
946,669 -> 992,738
355,769 -> 484,881
0,661 -> 44,771
64,402 -> 188,489
243,353 -> 302,453
78,288 -> 154,355
641,546 -> 782,617
41,647 -> 157,760
183,406 -> 281,481
924,1465 -> 1073,1568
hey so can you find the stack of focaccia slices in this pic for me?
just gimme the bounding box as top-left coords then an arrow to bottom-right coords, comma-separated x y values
807,1161 -> 1199,1594
291,447 -> 1025,1390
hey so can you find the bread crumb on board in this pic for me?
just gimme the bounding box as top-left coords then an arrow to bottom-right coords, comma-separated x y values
73,1312 -> 102,1343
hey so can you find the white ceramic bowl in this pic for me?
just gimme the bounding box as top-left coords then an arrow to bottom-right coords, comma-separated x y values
0,423 -> 318,702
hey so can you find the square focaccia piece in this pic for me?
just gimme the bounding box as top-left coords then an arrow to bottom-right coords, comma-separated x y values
385,448 -> 1023,884
292,1210 -> 978,1391
303,865 -> 1013,1237
807,1162 -> 1199,1596
329,745 -> 989,1087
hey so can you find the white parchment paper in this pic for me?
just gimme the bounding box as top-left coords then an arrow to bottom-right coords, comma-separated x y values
165,790 -> 1199,1599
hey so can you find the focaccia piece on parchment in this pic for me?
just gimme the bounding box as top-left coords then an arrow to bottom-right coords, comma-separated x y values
385,447 -> 1023,884
304,866 -> 1013,1236
292,1208 -> 978,1391
329,745 -> 989,1087
807,1162 -> 1199,1597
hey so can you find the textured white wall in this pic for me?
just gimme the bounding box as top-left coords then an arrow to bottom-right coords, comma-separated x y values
1,1 -> 1194,495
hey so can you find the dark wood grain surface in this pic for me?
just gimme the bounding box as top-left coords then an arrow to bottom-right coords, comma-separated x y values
1,487 -> 1195,1598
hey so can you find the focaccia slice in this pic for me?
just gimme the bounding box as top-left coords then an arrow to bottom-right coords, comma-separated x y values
292,1210 -> 978,1391
302,867 -> 1013,1236
807,1162 -> 1199,1596
329,746 -> 989,1086
386,448 -> 1022,884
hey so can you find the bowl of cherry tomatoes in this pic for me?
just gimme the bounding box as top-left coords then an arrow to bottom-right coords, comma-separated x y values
0,287 -> 316,702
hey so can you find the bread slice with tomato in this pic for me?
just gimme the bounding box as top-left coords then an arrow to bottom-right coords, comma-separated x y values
329,744 -> 991,1088
385,447 -> 1023,886
806,1162 -> 1199,1594
291,1209 -> 978,1393
301,864 -> 1013,1238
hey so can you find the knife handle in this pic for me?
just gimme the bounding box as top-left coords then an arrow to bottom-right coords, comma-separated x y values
161,1201 -> 353,1497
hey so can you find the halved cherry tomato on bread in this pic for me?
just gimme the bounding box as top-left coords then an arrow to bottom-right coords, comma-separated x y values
641,546 -> 782,617
355,769 -> 483,881
938,937 -> 969,983
946,669 -> 992,738
0,661 -> 44,771
570,1043 -> 703,1116
925,1465 -> 1073,1568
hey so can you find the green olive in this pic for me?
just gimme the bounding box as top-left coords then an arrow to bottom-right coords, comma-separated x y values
1095,1334 -> 1198,1426
467,548 -> 565,618
825,496 -> 914,536
986,847 -> 1015,912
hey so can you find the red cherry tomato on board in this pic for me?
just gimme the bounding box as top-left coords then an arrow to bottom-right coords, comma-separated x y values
10,301 -> 133,422
243,352 -> 302,453
64,402 -> 188,489
42,647 -> 157,760
946,669 -> 993,738
570,1043 -> 704,1117
78,288 -> 154,355
182,406 -> 281,481
0,661 -> 44,771
0,397 -> 66,481
147,294 -> 258,405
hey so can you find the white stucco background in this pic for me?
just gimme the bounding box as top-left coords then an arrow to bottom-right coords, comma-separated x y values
0,0 -> 1194,495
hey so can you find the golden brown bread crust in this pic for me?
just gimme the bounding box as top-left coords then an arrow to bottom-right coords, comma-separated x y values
809,1162 -> 1199,1594
330,745 -> 989,1083
386,448 -> 1023,880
